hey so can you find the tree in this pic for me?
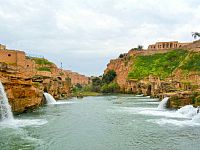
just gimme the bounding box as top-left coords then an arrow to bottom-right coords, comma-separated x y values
101,82 -> 120,93
137,45 -> 143,50
92,77 -> 102,86
75,83 -> 82,89
91,77 -> 102,92
119,54 -> 124,58
102,70 -> 117,84
192,32 -> 200,39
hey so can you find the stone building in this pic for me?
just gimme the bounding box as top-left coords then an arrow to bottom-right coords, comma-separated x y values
0,44 -> 6,50
0,44 -> 35,72
0,49 -> 26,67
148,41 -> 191,50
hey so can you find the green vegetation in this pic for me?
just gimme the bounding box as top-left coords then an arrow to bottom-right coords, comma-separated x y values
101,82 -> 120,93
119,54 -> 125,58
137,45 -> 143,50
85,70 -> 119,93
128,49 -> 188,79
30,57 -> 53,65
37,67 -> 51,72
179,52 -> 200,71
102,70 -> 117,84
130,45 -> 144,51
91,77 -> 102,92
72,84 -> 101,97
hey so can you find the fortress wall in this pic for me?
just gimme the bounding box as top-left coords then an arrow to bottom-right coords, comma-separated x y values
0,50 -> 18,65
25,59 -> 36,72
16,51 -> 26,67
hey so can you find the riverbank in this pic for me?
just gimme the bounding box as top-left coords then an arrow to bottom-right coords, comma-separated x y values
71,91 -> 102,97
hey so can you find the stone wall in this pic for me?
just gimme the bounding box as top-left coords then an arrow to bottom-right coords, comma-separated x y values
0,49 -> 27,67
64,70 -> 89,86
148,41 -> 191,50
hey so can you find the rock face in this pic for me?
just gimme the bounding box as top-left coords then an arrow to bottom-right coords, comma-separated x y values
0,61 -> 72,113
0,44 -> 89,113
104,40 -> 200,108
0,62 -> 43,113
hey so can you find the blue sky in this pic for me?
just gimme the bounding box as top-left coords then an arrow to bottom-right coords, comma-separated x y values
0,0 -> 200,76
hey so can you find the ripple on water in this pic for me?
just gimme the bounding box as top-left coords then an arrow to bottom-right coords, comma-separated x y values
0,119 -> 47,128
0,124 -> 44,150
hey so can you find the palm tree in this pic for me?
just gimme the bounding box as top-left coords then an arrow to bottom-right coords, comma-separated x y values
192,32 -> 200,39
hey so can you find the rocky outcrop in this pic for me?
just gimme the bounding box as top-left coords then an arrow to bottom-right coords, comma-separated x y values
0,62 -> 44,113
105,57 -> 132,89
0,61 -> 72,113
0,58 -> 71,113
104,40 -> 200,108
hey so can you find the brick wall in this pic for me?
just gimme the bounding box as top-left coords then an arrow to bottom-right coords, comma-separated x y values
0,50 -> 18,65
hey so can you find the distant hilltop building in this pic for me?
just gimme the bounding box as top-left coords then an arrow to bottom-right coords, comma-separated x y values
148,41 -> 191,50
0,44 -> 6,50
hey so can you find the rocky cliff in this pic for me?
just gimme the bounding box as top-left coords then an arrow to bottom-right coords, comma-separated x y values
0,62 -> 43,113
104,40 -> 200,108
0,45 -> 88,113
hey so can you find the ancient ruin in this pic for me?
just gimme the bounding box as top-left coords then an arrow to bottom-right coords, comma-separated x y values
147,41 -> 191,50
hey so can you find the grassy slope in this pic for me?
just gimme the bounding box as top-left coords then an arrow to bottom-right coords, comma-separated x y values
28,57 -> 53,72
179,52 -> 200,72
128,49 -> 200,80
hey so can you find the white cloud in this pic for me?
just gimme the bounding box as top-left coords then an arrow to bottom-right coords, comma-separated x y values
0,0 -> 199,76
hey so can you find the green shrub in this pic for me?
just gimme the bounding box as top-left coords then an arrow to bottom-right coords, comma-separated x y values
102,70 -> 116,84
31,57 -> 53,65
91,77 -> 102,92
128,49 -> 188,79
37,67 -> 51,72
101,82 -> 120,93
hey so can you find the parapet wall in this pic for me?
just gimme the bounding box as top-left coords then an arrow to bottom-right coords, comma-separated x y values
148,41 -> 192,50
0,49 -> 26,67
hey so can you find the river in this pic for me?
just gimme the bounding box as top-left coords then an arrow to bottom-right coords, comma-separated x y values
0,95 -> 200,150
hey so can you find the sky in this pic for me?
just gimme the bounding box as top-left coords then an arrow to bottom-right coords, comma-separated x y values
0,0 -> 200,76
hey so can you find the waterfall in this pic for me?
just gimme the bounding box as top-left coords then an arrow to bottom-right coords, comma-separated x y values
0,82 -> 14,121
157,97 -> 169,110
43,92 -> 57,104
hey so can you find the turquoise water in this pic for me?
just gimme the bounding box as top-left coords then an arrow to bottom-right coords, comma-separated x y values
0,95 -> 200,150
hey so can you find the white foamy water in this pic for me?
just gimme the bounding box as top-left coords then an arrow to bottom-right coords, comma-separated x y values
0,119 -> 48,128
110,95 -> 200,127
55,101 -> 75,105
0,82 -> 14,121
177,105 -> 197,117
148,118 -> 200,127
43,93 -> 75,105
157,97 -> 169,110
146,105 -> 200,127
43,92 -> 57,104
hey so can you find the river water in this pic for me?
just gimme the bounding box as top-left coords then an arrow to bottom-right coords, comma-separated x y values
0,95 -> 200,150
